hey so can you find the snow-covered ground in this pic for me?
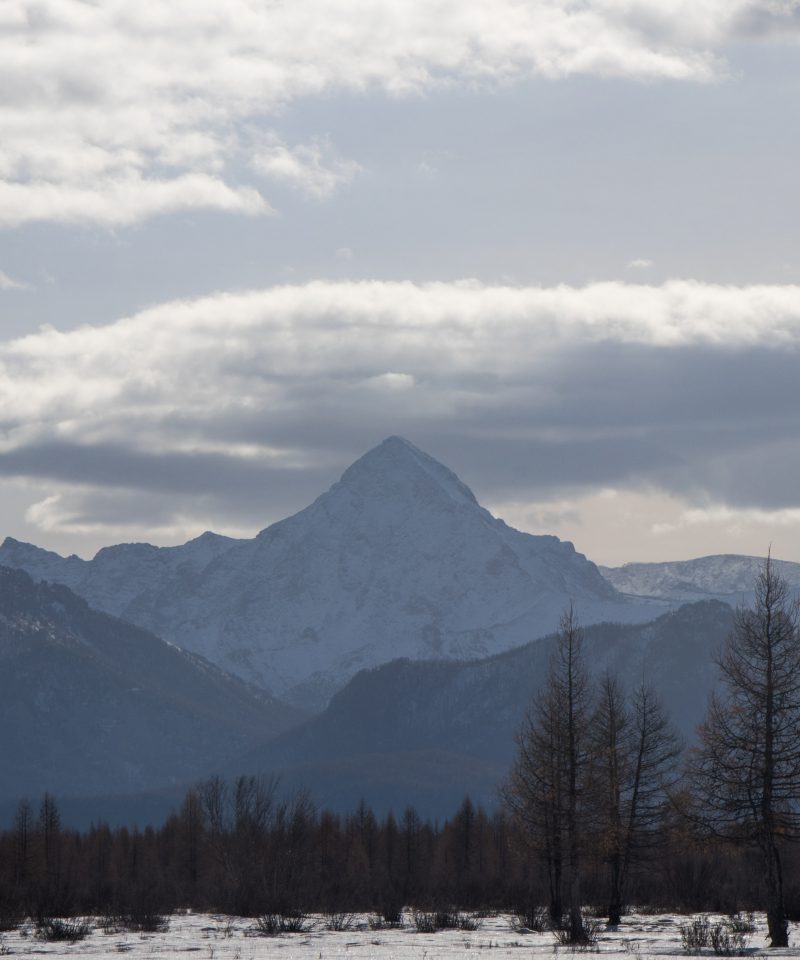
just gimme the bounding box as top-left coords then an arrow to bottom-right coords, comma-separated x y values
0,912 -> 794,959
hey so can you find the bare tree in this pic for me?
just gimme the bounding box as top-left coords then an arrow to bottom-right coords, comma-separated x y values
504,605 -> 593,940
504,681 -> 565,922
685,556 -> 800,947
593,677 -> 681,925
12,799 -> 33,891
592,673 -> 630,926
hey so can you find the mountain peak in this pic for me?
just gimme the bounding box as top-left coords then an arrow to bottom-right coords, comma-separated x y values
0,436 -> 641,710
337,436 -> 480,510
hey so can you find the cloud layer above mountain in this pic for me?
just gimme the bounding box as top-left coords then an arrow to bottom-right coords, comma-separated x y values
1,278 -> 800,558
2,0 -> 799,227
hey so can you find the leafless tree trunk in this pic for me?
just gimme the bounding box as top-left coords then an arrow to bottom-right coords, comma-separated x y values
593,673 -> 629,926
594,677 -> 681,925
503,604 -> 592,939
685,555 -> 800,948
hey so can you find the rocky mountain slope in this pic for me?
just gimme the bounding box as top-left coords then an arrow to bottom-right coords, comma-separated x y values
600,554 -> 800,605
0,566 -> 302,804
239,601 -> 734,816
0,437 -> 659,709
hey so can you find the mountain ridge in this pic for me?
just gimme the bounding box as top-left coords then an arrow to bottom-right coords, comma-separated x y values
0,436 -> 657,709
600,553 -> 800,604
237,600 -> 733,816
0,565 -> 303,804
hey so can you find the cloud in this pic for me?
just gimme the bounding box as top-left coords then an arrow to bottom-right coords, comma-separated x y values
653,504 -> 800,534
1,0 -> 793,227
0,269 -> 30,290
627,258 -> 654,270
251,137 -> 362,200
2,278 -> 800,545
0,176 -> 272,229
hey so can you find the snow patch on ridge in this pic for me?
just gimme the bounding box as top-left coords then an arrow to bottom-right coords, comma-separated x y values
600,554 -> 800,604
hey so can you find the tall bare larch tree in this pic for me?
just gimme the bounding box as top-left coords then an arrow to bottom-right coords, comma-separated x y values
504,605 -> 593,941
686,557 -> 800,947
593,677 -> 680,925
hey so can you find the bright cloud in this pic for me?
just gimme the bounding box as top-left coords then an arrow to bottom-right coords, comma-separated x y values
1,0 -> 796,227
654,504 -> 800,533
251,137 -> 362,200
0,176 -> 271,229
0,278 -> 799,537
2,279 -> 800,436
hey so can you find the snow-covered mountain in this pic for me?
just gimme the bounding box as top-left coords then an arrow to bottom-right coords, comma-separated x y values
0,436 -> 659,709
600,554 -> 800,605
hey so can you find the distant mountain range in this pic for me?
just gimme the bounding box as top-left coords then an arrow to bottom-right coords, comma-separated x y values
240,601 -> 734,816
0,566 -> 302,805
600,554 -> 800,605
0,436 -> 661,710
0,436 -> 785,824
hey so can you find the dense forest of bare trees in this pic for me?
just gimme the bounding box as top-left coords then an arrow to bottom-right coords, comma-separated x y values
2,781 -> 800,929
2,560 -> 800,940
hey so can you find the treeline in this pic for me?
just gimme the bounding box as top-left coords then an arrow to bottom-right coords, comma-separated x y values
2,780 -> 800,925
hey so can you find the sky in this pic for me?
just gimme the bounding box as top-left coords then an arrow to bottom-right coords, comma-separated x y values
2,0 -> 800,567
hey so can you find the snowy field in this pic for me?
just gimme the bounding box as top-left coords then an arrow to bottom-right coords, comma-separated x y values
0,912 -> 796,959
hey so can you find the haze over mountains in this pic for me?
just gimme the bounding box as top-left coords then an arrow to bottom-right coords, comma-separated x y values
0,436 -> 787,823
0,436 -> 659,710
0,566 -> 301,805
243,600 -> 733,815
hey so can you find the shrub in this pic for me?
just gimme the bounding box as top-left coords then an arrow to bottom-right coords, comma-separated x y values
412,910 -> 439,933
100,911 -> 170,934
412,909 -> 481,932
552,913 -> 601,949
324,912 -> 355,931
510,904 -> 549,933
252,912 -> 311,936
35,917 -> 91,942
377,898 -> 404,926
710,921 -> 748,956
680,916 -> 711,952
127,910 -> 169,934
368,912 -> 403,930
728,913 -> 756,935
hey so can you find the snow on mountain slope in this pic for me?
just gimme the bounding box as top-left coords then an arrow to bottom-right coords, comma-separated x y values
0,436 -> 658,709
600,554 -> 800,605
241,601 -> 733,816
0,529 -> 241,614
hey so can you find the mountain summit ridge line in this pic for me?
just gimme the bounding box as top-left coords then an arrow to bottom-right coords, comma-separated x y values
0,437 -> 691,708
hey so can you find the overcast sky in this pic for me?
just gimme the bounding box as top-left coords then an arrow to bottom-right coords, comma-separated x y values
2,0 -> 800,566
